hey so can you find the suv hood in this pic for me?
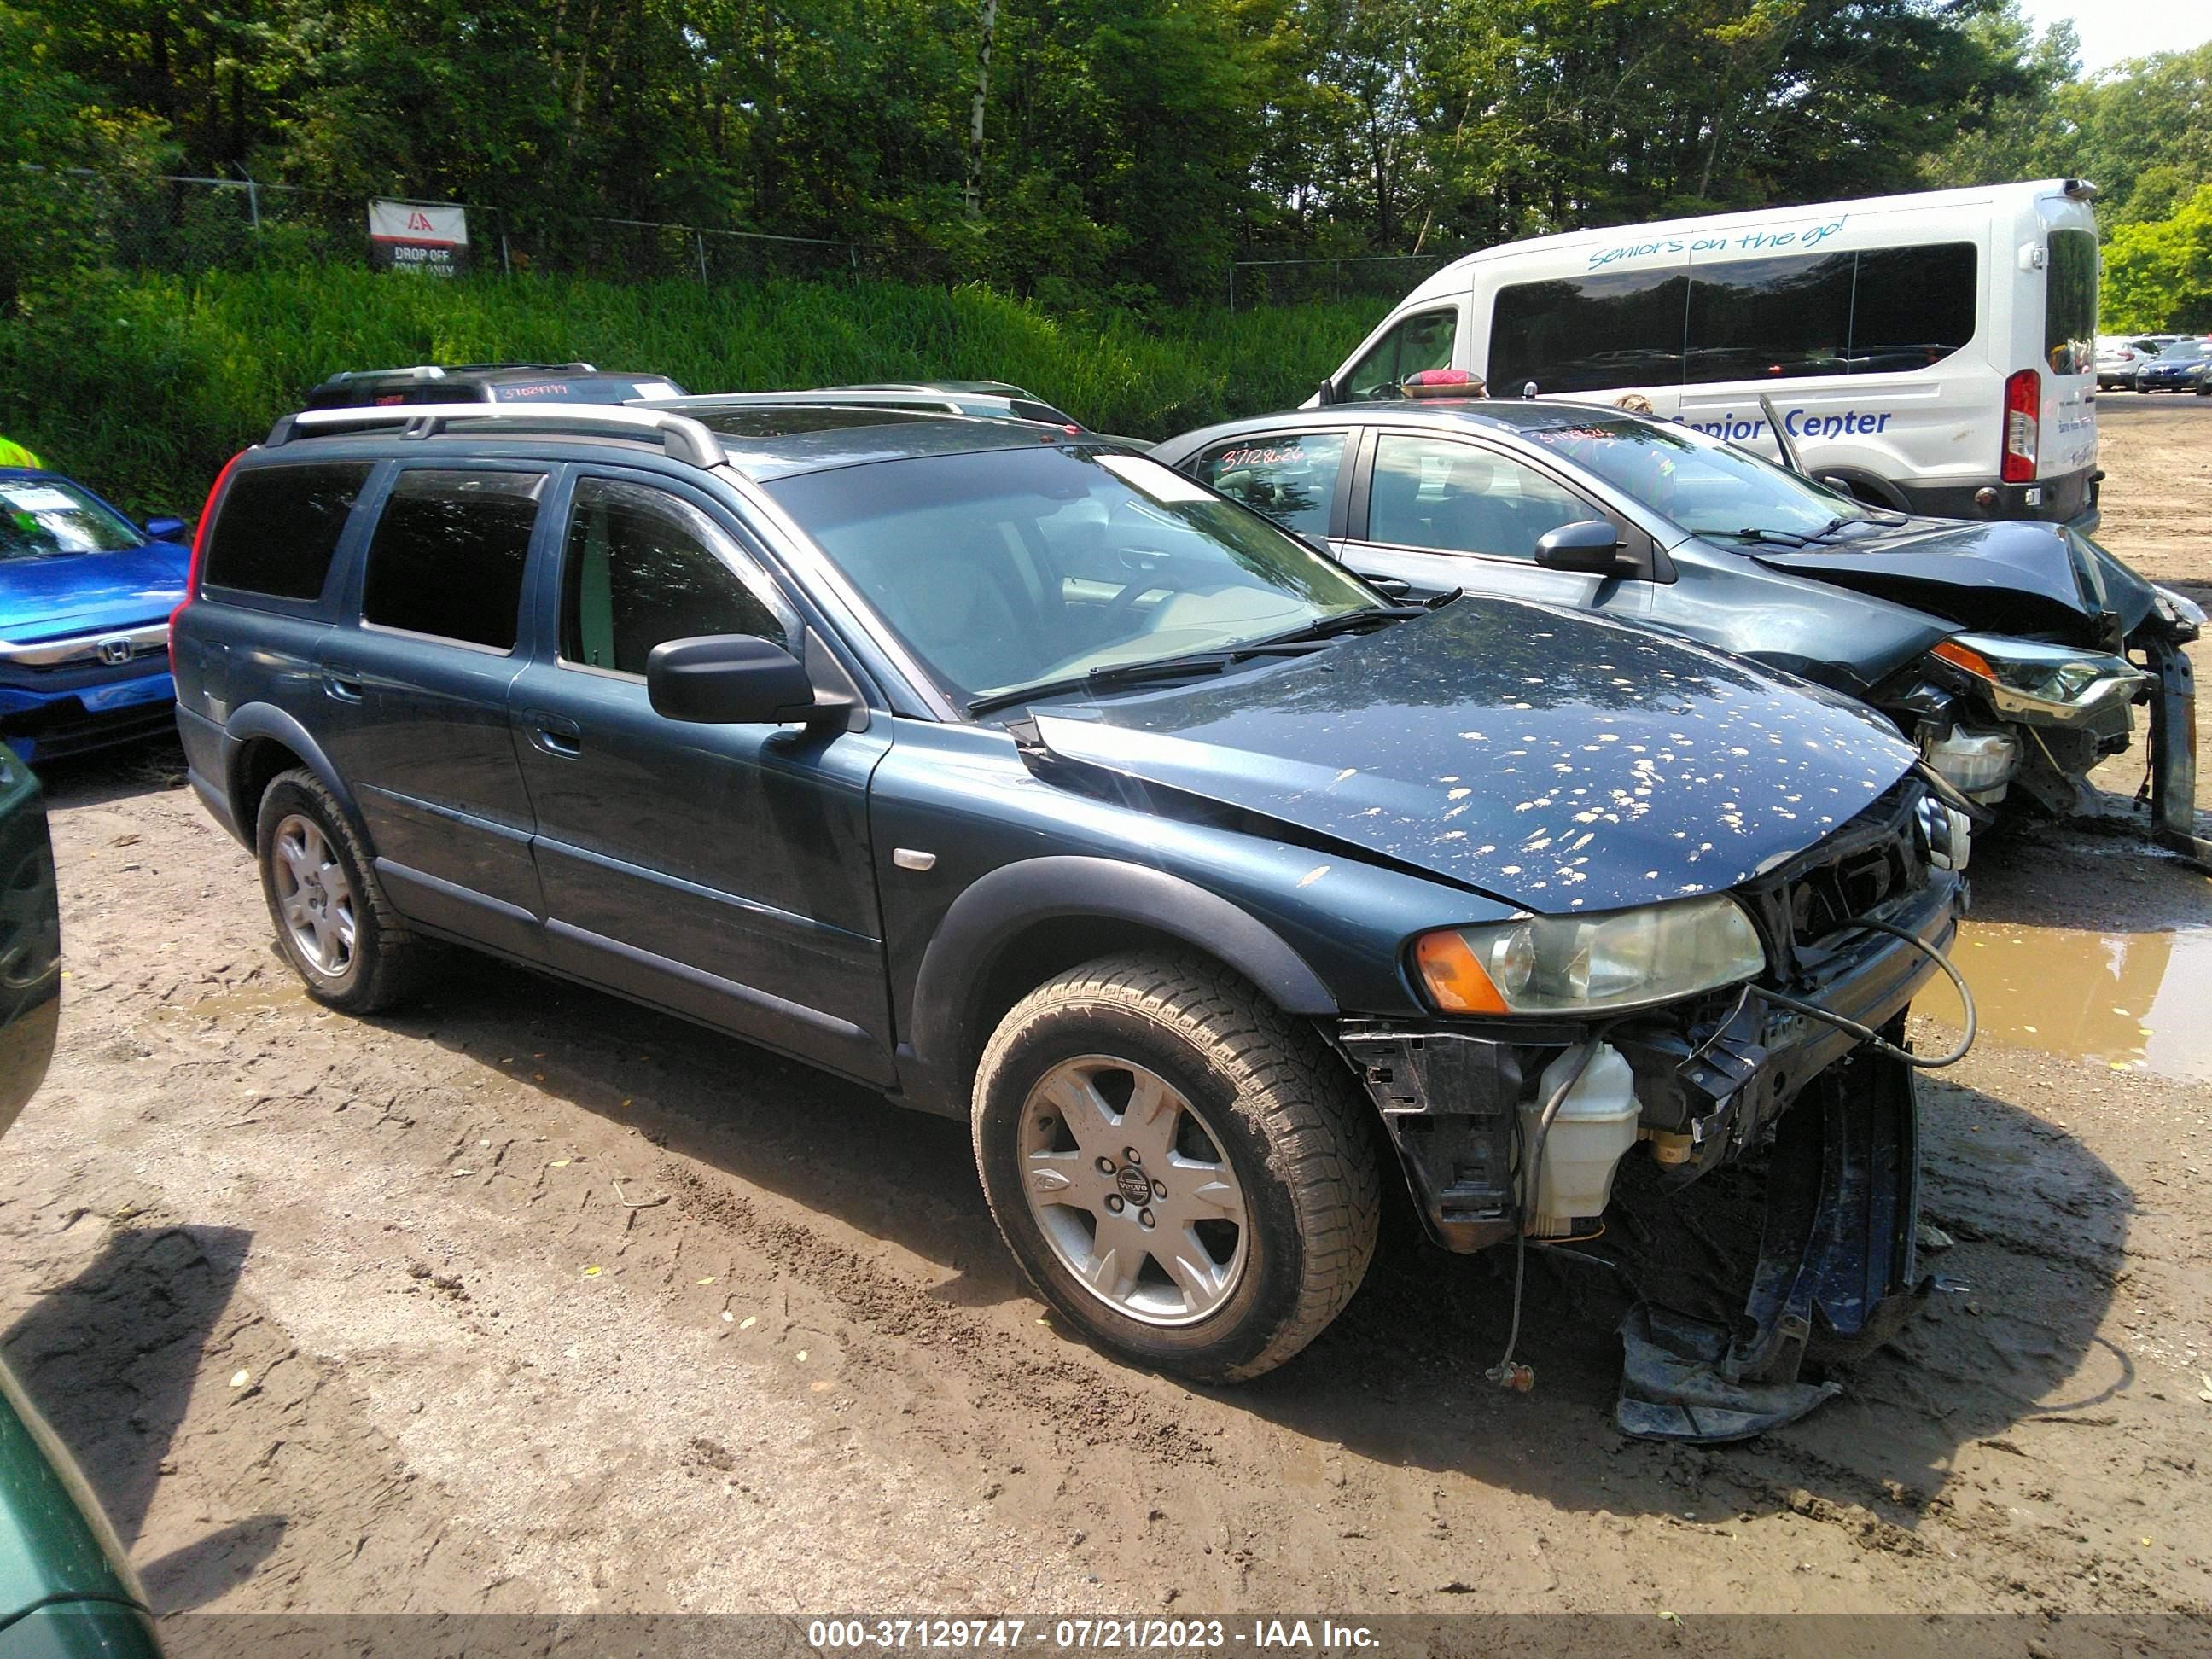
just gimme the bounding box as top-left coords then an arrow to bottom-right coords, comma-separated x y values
1747,518 -> 2157,642
0,543 -> 188,642
1026,599 -> 1916,913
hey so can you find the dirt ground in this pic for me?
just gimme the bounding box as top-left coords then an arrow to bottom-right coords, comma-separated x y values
4,399 -> 2211,1639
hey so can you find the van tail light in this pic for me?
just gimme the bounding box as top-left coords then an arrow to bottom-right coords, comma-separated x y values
171,450 -> 244,672
2000,369 -> 2040,484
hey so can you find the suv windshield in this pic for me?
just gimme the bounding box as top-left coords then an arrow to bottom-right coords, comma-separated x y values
0,478 -> 144,562
1525,417 -> 1878,540
765,445 -> 1378,705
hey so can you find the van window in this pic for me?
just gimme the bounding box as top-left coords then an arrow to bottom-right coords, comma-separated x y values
1190,431 -> 1347,541
1489,271 -> 1690,394
360,469 -> 544,650
1847,244 -> 1978,373
1342,309 -> 1458,399
201,463 -> 374,601
559,479 -> 787,675
1491,243 -> 1980,393
1684,253 -> 1855,382
2046,230 -> 2098,376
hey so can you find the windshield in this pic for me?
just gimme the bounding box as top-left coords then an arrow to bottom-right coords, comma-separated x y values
2157,341 -> 2208,361
0,478 -> 144,562
765,445 -> 1379,706
1524,416 -> 1877,539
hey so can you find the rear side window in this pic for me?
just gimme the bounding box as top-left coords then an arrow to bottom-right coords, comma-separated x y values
1190,431 -> 1347,541
202,463 -> 374,601
1491,242 -> 1978,393
559,479 -> 787,675
2046,230 -> 2098,377
360,469 -> 545,650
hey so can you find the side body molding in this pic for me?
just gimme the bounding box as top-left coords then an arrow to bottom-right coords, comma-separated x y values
902,855 -> 1338,1118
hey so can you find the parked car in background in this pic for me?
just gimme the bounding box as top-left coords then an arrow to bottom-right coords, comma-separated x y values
1153,400 -> 2206,861
0,469 -> 189,762
2131,338 -> 2212,393
2094,335 -> 2163,389
303,362 -> 686,409
0,742 -> 164,1654
172,399 -> 1963,1388
1315,179 -> 2104,530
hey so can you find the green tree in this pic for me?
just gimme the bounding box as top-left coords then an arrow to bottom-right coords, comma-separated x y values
2102,182 -> 2212,331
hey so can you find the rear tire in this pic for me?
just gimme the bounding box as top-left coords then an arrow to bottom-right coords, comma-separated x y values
972,952 -> 1380,1381
254,769 -> 435,1013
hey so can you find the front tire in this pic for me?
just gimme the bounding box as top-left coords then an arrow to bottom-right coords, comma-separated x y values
254,769 -> 434,1013
972,953 -> 1380,1381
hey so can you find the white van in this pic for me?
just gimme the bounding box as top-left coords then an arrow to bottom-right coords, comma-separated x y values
1315,179 -> 2103,530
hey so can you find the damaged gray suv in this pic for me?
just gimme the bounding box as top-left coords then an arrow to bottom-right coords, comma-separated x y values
171,400 -> 1970,1389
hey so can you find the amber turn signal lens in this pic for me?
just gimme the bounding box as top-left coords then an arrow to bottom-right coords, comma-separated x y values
1932,638 -> 1997,682
1412,930 -> 1509,1016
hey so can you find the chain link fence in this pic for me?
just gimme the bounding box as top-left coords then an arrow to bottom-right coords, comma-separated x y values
53,170 -> 956,288
1227,252 -> 1461,311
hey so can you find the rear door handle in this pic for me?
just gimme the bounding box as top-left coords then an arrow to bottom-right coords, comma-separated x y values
322,667 -> 364,703
525,711 -> 583,758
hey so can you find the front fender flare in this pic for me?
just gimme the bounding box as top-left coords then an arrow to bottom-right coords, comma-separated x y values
903,857 -> 1338,1116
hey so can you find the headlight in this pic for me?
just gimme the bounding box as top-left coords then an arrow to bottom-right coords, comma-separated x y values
1412,897 -> 1767,1016
1930,633 -> 2147,723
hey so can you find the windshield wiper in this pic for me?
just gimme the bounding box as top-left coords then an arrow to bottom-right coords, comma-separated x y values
1710,526 -> 1814,548
1246,602 -> 1429,649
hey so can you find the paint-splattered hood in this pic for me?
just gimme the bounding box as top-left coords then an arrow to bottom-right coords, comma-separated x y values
1025,598 -> 1918,914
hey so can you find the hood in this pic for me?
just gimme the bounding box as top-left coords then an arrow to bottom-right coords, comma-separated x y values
0,542 -> 188,643
1026,599 -> 1917,913
1746,517 -> 2101,635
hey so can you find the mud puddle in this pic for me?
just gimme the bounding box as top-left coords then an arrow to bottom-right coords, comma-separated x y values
1953,917 -> 2212,1080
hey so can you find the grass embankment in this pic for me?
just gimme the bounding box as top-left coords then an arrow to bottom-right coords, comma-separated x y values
0,267 -> 1373,515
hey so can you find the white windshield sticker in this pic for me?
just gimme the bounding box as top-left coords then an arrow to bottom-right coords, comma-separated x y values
0,486 -> 80,513
1097,452 -> 1214,504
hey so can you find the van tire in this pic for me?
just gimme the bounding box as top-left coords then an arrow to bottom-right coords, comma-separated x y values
254,769 -> 435,1013
971,952 -> 1380,1382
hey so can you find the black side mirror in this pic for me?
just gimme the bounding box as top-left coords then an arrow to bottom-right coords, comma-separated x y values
143,515 -> 187,542
647,634 -> 841,725
1534,520 -> 1629,575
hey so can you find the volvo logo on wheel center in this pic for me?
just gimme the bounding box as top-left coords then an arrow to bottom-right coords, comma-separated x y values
1115,1164 -> 1153,1207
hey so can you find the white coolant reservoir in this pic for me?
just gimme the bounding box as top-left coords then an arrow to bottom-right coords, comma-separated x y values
1518,1043 -> 1640,1238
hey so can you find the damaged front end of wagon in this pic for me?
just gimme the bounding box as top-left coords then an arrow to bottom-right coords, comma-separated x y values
1013,598 -> 1973,1436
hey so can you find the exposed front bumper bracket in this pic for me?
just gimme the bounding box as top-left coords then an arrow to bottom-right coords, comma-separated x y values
2144,636 -> 2212,870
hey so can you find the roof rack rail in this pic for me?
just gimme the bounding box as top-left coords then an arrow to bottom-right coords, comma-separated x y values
264,403 -> 727,469
311,361 -> 598,386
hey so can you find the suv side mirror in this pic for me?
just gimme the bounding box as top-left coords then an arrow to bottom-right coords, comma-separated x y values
647,634 -> 841,725
143,515 -> 187,542
1534,520 -> 1629,575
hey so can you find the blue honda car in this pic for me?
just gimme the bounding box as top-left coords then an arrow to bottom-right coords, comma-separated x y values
0,469 -> 189,762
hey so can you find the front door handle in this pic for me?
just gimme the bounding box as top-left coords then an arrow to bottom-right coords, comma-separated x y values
322,667 -> 365,703
525,711 -> 583,758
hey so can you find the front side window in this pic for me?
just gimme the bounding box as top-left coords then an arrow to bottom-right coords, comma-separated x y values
559,479 -> 787,674
0,477 -> 149,563
764,445 -> 1377,706
1525,417 -> 1878,539
360,469 -> 545,650
201,463 -> 375,599
1189,431 -> 1347,541
1342,309 -> 1459,399
1365,435 -> 1594,561
2046,229 -> 2098,377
